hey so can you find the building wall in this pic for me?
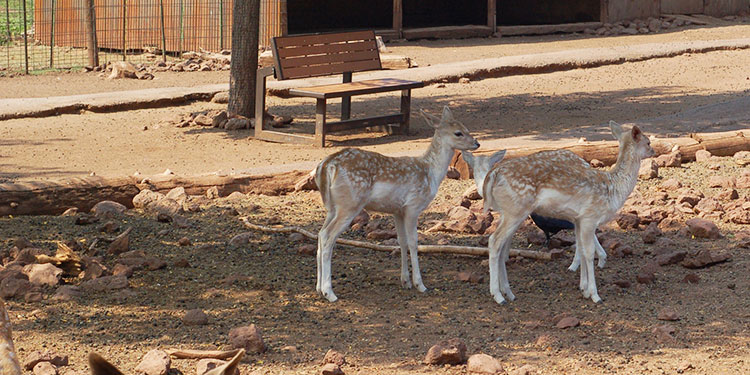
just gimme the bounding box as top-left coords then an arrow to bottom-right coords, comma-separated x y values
704,0 -> 750,16
497,0 -> 600,26
661,0 -> 703,14
606,0 -> 660,22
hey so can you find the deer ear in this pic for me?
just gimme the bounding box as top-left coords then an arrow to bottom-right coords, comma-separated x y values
88,353 -> 124,375
631,125 -> 643,141
489,150 -> 506,166
461,151 -> 475,167
609,121 -> 623,139
420,109 -> 441,129
441,106 -> 454,123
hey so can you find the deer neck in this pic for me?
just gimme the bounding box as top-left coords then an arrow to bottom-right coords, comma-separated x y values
420,133 -> 456,189
607,141 -> 641,204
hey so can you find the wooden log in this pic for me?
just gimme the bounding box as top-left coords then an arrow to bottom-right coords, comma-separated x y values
166,348 -> 243,360
240,218 -> 558,260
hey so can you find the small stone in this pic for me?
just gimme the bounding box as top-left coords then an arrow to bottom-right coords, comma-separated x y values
211,92 -> 229,104
652,324 -> 675,343
695,149 -> 712,162
657,307 -> 680,321
716,188 -> 739,200
424,338 -> 467,365
98,221 -> 120,234
463,186 -> 482,200
33,361 -> 58,375
656,251 -> 687,266
681,249 -> 731,268
145,257 -> 168,271
636,271 -> 655,284
590,159 -> 605,168
638,159 -> 659,179
613,280 -> 631,288
685,218 -> 721,239
510,364 -> 537,375
467,353 -> 504,374
112,264 -> 135,277
682,273 -> 700,283
52,285 -> 81,301
23,263 -> 63,287
616,213 -> 640,229
321,363 -> 344,375
456,271 -> 484,284
660,178 -> 682,190
446,167 -> 461,179
298,244 -> 316,256
734,150 -> 750,165
174,258 -> 191,268
135,349 -> 171,375
708,176 -> 736,188
323,349 -> 346,366
91,200 -> 127,217
458,77 -> 470,84
641,222 -> 662,244
183,309 -> 209,326
556,316 -> 580,329
80,275 -> 128,292
229,324 -> 266,353
178,237 -> 192,246
654,151 -> 681,168
228,232 -> 253,247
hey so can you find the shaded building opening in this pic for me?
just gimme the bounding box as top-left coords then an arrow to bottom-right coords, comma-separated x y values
287,0 -> 393,34
497,0 -> 600,26
403,0 -> 487,28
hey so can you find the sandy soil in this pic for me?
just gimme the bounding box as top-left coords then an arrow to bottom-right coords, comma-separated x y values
2,157 -> 749,375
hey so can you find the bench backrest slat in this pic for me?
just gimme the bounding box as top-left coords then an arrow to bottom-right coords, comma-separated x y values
272,31 -> 381,80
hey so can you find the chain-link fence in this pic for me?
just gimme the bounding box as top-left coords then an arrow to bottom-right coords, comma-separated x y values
1,0 -> 284,74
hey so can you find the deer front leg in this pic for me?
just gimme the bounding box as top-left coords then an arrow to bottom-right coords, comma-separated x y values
578,224 -> 602,303
487,229 -> 506,304
393,214 -> 412,289
317,212 -> 335,294
404,213 -> 427,293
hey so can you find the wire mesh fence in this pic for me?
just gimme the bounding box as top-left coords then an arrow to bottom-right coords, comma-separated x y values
0,0 -> 284,74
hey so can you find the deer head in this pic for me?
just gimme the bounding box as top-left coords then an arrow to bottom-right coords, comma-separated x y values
420,106 -> 480,151
462,150 -> 507,198
609,121 -> 654,159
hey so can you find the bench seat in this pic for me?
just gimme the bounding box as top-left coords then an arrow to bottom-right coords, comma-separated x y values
288,78 -> 424,99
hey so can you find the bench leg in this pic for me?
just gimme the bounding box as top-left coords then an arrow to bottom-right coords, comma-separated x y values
342,72 -> 352,120
315,99 -> 327,147
390,89 -> 411,135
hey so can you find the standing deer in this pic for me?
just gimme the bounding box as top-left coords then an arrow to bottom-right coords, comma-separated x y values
465,121 -> 653,304
462,150 -> 608,271
315,106 -> 480,302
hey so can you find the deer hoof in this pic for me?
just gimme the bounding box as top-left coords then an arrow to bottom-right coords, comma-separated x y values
416,284 -> 427,293
597,258 -> 606,269
322,289 -> 338,302
568,262 -> 580,272
401,278 -> 413,289
591,294 -> 602,303
493,294 -> 507,305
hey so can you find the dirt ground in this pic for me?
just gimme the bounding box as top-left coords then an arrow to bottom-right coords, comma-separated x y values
2,24 -> 750,182
1,156 -> 749,375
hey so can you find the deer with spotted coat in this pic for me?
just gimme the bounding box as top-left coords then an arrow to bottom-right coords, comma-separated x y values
464,121 -> 653,304
315,106 -> 480,302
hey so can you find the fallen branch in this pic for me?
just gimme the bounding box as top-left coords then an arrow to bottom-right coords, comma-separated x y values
240,217 -> 558,260
166,348 -> 242,360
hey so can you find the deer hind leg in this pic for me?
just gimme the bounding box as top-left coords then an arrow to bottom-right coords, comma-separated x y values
487,212 -> 525,304
317,210 -> 335,294
393,214 -> 412,289
578,222 -> 602,303
595,236 -> 607,268
317,206 -> 362,302
403,212 -> 427,293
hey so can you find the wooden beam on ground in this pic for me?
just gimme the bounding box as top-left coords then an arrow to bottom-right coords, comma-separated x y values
240,217 -> 560,260
500,22 -> 603,36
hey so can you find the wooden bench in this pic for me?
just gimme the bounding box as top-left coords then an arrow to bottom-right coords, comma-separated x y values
254,30 -> 424,147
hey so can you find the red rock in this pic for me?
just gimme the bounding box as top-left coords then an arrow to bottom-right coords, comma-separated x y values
657,307 -> 680,321
641,222 -> 662,244
660,178 -> 682,190
463,186 -> 482,200
737,172 -> 750,189
682,273 -> 700,283
707,176 -> 736,188
33,362 -> 57,375
135,349 -> 171,375
228,232 -> 253,247
716,188 -> 739,201
229,324 -> 266,353
681,249 -> 731,268
638,159 -> 659,179
323,349 -> 346,366
654,151 -> 682,168
658,218 -> 682,231
448,206 -> 474,221
636,271 -> 655,284
656,251 -> 687,266
616,213 -> 640,229
613,280 -> 631,288
446,167 -> 461,180
321,363 -> 345,375
52,285 -> 81,301
677,189 -> 704,207
456,271 -> 484,284
98,221 -> 120,234
80,275 -> 128,292
178,237 -> 192,246
24,351 -> 69,370
556,316 -> 580,329
82,259 -> 107,281
694,198 -> 724,214
145,257 -> 167,271
183,309 -> 209,326
297,244 -> 317,256
351,210 -> 370,228
173,258 -> 191,268
727,208 -> 750,224
467,353 -> 504,374
196,359 -> 240,375
695,149 -> 712,162
1,277 -> 32,298
112,264 -> 135,277
424,338 -> 467,365
526,231 -> 546,246
685,218 -> 721,239
652,324 -> 676,343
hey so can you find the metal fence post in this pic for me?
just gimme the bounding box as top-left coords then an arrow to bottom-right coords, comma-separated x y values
50,0 -> 56,67
121,0 -> 126,60
178,0 -> 183,56
219,0 -> 224,50
159,0 -> 166,61
84,0 -> 99,67
22,0 -> 28,73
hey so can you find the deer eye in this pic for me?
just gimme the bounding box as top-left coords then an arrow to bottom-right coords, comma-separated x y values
454,131 -> 464,137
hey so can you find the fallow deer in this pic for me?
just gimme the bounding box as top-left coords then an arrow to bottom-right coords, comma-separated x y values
462,150 -> 608,271
466,121 -> 653,304
315,106 -> 480,302
1,300 -> 22,375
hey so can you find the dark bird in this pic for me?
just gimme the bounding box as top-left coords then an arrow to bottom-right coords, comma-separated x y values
530,212 -> 575,248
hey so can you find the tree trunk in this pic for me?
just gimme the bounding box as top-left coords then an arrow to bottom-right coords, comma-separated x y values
228,0 -> 261,118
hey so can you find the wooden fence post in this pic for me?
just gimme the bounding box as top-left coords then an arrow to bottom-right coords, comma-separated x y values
159,0 -> 167,61
84,0 -> 99,67
121,0 -> 126,60
50,0 -> 56,67
22,0 -> 28,73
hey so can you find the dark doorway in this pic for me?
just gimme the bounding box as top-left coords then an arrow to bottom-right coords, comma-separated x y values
287,0 -> 393,34
497,0 -> 600,26
403,0 -> 487,28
